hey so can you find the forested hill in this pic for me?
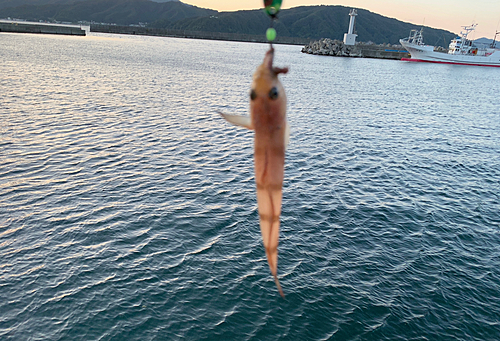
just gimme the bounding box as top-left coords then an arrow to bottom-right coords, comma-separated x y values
0,0 -> 456,46
0,0 -> 215,26
0,0 -> 178,10
160,5 -> 456,46
0,0 -> 87,10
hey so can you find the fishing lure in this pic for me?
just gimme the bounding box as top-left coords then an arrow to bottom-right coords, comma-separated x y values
264,0 -> 282,43
264,0 -> 282,17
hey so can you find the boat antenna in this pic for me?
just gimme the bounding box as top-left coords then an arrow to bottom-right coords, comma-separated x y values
263,0 -> 282,48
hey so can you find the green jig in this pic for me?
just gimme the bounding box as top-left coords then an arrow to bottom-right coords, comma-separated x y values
264,0 -> 282,17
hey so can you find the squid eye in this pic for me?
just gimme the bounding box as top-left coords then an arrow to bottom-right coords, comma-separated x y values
269,87 -> 278,100
250,89 -> 257,101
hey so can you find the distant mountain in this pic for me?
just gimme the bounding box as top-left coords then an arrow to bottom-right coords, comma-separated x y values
474,37 -> 499,48
0,0 -> 215,25
0,0 -> 456,46
0,0 -> 86,10
156,5 -> 456,46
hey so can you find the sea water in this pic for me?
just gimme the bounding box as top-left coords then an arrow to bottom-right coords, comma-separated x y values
1,32 -> 499,340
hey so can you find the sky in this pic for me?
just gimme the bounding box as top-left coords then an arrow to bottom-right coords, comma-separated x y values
182,0 -> 500,39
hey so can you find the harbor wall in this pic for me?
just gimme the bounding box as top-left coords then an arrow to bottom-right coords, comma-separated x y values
90,24 -> 310,45
91,26 -> 409,60
0,22 -> 86,36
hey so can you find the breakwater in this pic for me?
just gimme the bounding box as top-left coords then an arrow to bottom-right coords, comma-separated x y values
302,38 -> 409,60
0,21 -> 85,36
90,24 -> 310,45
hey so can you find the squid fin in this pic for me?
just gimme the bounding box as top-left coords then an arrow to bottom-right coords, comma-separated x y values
219,112 -> 253,130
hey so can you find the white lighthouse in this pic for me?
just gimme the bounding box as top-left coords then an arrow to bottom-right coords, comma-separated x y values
343,9 -> 358,45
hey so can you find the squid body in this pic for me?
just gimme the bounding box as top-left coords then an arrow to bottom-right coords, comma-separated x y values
220,47 -> 289,297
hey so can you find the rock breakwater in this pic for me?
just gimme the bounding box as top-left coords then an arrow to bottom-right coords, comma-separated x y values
302,38 -> 410,60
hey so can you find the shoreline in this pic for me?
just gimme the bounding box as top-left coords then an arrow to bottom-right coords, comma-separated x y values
1,22 -> 411,61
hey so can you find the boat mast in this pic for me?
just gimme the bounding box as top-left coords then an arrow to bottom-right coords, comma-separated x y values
491,31 -> 500,48
408,28 -> 424,45
460,24 -> 477,42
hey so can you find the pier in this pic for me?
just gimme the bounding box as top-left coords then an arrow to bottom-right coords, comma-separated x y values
0,21 -> 86,36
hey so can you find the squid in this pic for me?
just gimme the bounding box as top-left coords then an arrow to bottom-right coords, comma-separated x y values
220,47 -> 289,297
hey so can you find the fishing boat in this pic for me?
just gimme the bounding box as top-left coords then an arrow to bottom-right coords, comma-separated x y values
400,24 -> 500,67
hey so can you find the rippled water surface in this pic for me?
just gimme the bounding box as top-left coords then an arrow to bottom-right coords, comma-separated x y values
1,32 -> 500,340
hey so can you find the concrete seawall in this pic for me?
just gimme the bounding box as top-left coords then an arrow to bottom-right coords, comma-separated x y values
90,24 -> 310,45
0,22 -> 85,36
